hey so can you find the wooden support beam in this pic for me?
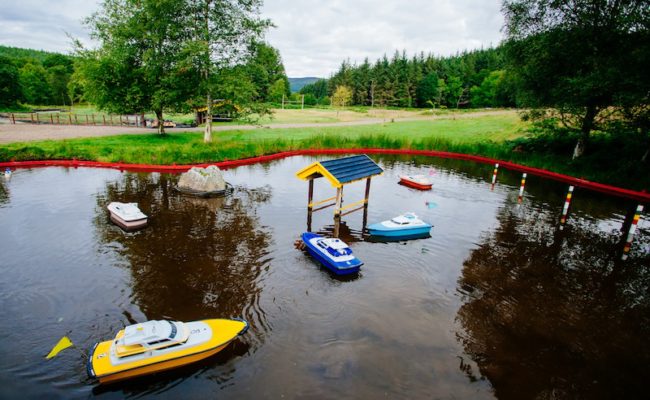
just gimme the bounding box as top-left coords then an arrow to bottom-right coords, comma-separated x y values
334,187 -> 343,217
308,179 -> 314,211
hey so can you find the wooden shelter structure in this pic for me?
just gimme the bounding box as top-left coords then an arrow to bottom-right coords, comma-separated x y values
296,154 -> 383,236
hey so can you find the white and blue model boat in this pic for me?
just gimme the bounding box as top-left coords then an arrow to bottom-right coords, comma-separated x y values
367,212 -> 432,239
301,232 -> 363,275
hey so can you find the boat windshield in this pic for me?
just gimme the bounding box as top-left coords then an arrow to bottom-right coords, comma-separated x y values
317,239 -> 352,257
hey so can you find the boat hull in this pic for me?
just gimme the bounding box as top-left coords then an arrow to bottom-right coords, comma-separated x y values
399,178 -> 432,190
88,319 -> 247,384
301,233 -> 362,275
110,213 -> 148,231
367,225 -> 431,238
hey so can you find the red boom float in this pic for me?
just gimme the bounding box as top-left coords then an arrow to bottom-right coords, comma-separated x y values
1,148 -> 649,203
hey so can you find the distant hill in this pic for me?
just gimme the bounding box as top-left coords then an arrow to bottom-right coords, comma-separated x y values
0,45 -> 65,62
288,77 -> 321,93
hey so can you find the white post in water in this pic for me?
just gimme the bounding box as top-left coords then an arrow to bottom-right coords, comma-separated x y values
490,163 -> 499,190
559,185 -> 574,230
518,173 -> 527,203
622,204 -> 644,260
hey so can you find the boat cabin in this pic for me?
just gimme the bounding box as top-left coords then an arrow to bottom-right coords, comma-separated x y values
114,320 -> 189,357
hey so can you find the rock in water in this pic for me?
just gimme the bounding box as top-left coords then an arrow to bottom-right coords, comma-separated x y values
177,165 -> 226,193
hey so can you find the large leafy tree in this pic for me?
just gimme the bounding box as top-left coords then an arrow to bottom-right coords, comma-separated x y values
80,0 -> 198,134
0,55 -> 22,107
186,0 -> 270,142
502,0 -> 650,158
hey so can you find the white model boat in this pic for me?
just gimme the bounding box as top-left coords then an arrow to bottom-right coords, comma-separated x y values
367,212 -> 432,239
107,202 -> 148,231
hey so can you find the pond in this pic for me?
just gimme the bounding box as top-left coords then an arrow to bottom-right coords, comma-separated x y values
0,155 -> 648,399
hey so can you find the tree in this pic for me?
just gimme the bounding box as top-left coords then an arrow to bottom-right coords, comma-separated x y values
503,0 -> 650,158
0,55 -> 22,107
19,63 -> 50,104
80,0 -> 198,134
267,78 -> 288,103
186,0 -> 269,142
331,85 -> 353,107
47,65 -> 71,106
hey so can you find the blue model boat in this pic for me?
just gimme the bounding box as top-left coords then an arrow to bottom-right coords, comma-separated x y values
301,232 -> 363,275
367,212 -> 432,239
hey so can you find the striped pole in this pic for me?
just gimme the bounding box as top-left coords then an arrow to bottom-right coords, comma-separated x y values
490,163 -> 499,190
518,173 -> 527,203
559,185 -> 574,229
622,205 -> 644,260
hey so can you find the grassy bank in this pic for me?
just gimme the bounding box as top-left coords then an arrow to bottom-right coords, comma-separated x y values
1,113 -> 648,191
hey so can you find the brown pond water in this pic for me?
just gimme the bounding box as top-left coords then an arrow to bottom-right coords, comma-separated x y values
0,155 -> 648,399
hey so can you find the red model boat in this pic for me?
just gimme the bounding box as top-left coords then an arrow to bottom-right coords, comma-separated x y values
399,175 -> 432,190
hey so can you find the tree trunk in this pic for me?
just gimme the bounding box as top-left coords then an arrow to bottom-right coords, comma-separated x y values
572,105 -> 597,159
204,92 -> 212,143
155,109 -> 165,135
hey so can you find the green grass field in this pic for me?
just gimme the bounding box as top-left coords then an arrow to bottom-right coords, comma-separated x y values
2,111 -> 647,190
0,113 -> 527,164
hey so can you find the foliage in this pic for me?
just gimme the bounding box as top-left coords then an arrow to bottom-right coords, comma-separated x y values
246,42 -> 290,102
79,0 -> 200,133
0,55 -> 22,107
323,48 -> 514,109
331,85 -> 353,107
502,0 -> 650,158
299,79 -> 328,99
19,63 -> 51,104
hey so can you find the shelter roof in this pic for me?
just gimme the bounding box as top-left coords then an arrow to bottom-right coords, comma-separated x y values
295,154 -> 383,188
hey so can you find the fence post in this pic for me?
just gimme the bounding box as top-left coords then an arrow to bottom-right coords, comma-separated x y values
50,114 -> 53,124
119,115 -> 123,125
10,113 -> 15,124
31,113 -> 35,123
56,114 -> 60,124
74,114 -> 78,125
102,115 -> 106,125
92,114 -> 95,125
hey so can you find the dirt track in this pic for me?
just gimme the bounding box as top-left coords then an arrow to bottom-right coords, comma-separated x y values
0,110 -> 516,144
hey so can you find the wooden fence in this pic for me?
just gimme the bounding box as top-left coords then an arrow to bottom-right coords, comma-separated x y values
1,112 -> 148,127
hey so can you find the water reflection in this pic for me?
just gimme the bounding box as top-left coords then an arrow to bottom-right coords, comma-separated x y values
94,172 -> 273,332
457,203 -> 650,399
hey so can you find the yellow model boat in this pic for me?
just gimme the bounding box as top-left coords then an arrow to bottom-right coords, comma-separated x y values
87,318 -> 248,384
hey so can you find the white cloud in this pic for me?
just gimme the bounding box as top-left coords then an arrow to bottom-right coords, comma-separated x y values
262,0 -> 504,77
0,0 -> 504,77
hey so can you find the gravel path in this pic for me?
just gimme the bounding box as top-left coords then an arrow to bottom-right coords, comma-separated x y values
0,110 -> 516,144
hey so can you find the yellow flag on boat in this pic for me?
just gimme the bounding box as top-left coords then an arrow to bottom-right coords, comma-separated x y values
46,336 -> 73,359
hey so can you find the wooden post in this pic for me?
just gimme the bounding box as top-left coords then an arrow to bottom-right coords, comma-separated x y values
119,115 -> 123,125
364,177 -> 372,205
56,114 -> 60,124
85,115 -> 89,125
102,115 -> 106,125
31,113 -> 35,123
92,114 -> 95,125
69,114 -> 72,124
74,114 -> 78,125
10,113 -> 15,124
334,186 -> 343,217
307,179 -> 314,211
49,114 -> 53,124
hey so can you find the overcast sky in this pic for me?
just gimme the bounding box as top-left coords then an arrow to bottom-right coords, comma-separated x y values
0,0 -> 504,77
